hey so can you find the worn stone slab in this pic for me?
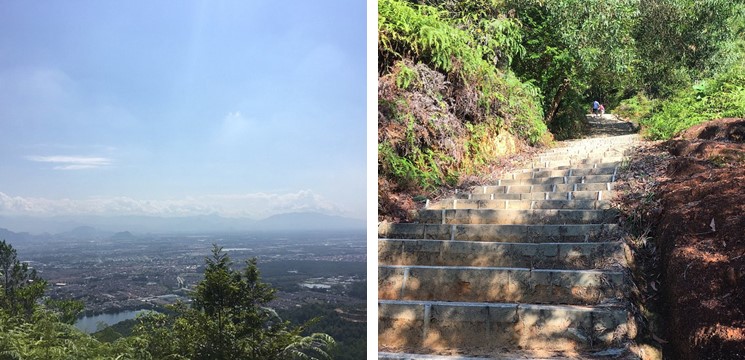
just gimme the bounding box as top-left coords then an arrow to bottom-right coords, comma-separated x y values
378,300 -> 631,352
379,222 -> 425,239
424,198 -> 612,210
452,224 -> 527,242
512,166 -> 617,178
379,239 -> 626,270
379,301 -> 426,349
416,209 -> 616,225
530,161 -> 623,171
379,265 -> 625,305
499,175 -> 615,187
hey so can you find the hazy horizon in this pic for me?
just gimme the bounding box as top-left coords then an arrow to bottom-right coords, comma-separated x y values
0,210 -> 366,235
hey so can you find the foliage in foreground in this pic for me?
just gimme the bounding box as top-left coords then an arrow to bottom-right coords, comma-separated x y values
134,245 -> 335,360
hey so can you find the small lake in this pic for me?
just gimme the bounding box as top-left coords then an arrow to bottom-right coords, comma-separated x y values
75,309 -> 154,333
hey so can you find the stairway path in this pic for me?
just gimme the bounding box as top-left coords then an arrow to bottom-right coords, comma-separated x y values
378,115 -> 643,359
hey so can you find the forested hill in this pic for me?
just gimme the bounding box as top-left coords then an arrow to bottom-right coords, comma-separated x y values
378,0 -> 745,221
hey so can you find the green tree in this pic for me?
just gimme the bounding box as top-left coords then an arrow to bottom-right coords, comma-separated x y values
0,240 -> 46,320
136,244 -> 335,360
506,0 -> 639,126
634,0 -> 743,96
44,299 -> 85,325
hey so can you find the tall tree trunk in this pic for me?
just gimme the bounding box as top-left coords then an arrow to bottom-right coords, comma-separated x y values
545,78 -> 571,124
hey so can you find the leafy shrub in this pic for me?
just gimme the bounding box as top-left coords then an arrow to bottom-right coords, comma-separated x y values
640,64 -> 745,139
615,92 -> 657,123
379,0 -> 524,76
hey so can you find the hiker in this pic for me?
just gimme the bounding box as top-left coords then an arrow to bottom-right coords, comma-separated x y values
592,100 -> 600,115
599,103 -> 605,116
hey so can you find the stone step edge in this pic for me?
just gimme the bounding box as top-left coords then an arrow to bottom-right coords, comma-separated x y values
378,300 -> 636,350
378,239 -> 629,270
500,161 -> 625,174
377,351 -> 631,360
378,299 -> 627,312
496,176 -> 619,186
378,238 -> 624,246
490,167 -> 620,181
453,190 -> 615,201
527,157 -> 626,169
426,199 -> 611,210
460,183 -> 615,195
379,264 -> 624,276
378,238 -> 626,261
379,266 -> 626,305
416,208 -> 618,225
378,223 -> 621,242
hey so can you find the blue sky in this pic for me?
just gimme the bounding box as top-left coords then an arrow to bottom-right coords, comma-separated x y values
0,1 -> 366,220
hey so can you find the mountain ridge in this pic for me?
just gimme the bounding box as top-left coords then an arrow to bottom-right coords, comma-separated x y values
0,211 -> 364,236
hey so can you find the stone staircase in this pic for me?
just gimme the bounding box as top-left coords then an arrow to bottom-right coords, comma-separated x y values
378,115 -> 642,359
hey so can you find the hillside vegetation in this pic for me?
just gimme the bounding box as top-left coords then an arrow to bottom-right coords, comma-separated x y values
378,0 -> 548,204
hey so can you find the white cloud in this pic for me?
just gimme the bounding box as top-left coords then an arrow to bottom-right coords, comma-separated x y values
26,155 -> 112,170
0,190 -> 343,219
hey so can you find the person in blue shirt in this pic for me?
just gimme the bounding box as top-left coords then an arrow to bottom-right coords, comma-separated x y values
592,100 -> 600,116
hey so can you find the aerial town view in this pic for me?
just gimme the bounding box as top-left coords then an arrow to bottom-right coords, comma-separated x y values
2,225 -> 366,358
8,229 -> 366,315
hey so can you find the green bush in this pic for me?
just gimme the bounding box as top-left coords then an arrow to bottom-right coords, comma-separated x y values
614,93 -> 656,122
640,64 -> 745,139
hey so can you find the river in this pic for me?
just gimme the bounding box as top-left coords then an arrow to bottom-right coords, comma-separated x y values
74,309 -> 154,333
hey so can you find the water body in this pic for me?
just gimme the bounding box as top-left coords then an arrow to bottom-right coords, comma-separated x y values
75,309 -> 153,333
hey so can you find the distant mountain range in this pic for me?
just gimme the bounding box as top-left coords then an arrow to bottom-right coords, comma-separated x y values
0,212 -> 365,237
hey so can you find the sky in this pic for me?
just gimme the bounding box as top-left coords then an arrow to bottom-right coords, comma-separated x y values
0,1 -> 367,221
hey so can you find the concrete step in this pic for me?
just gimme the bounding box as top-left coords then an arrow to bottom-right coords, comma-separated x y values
488,183 -> 613,194
546,136 -> 638,147
529,157 -> 625,169
548,133 -> 639,145
461,190 -> 613,201
534,152 -> 629,162
379,265 -> 625,305
539,146 -> 632,155
379,300 -> 633,353
416,209 -> 618,225
378,351 -> 635,360
540,143 -> 634,151
508,161 -> 623,174
378,223 -> 621,242
528,161 -> 623,172
471,182 -> 614,195
500,166 -> 618,180
427,199 -> 612,210
378,239 -> 628,270
495,174 -> 616,186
